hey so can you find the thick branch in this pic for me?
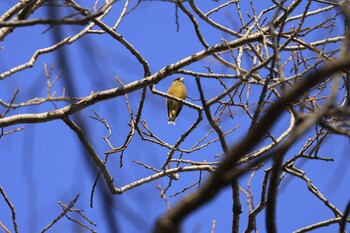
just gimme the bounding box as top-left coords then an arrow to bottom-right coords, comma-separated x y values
154,55 -> 350,232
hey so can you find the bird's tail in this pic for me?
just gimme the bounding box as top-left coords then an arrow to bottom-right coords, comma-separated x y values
168,120 -> 176,125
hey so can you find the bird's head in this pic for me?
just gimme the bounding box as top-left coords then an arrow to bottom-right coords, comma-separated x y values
175,77 -> 184,82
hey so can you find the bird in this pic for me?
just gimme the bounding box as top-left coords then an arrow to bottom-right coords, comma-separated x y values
166,77 -> 187,125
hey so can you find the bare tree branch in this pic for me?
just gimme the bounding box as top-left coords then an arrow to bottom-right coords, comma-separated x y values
0,186 -> 19,233
154,54 -> 350,232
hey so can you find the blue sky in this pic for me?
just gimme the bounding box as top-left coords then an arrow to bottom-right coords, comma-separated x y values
0,1 -> 349,232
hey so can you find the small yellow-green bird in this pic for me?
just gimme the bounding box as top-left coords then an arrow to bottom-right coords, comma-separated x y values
167,77 -> 187,125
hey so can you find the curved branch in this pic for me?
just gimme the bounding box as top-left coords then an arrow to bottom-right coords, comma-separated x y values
154,55 -> 350,233
0,33 -> 263,128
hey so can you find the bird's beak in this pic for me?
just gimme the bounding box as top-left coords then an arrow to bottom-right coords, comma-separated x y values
179,77 -> 184,82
